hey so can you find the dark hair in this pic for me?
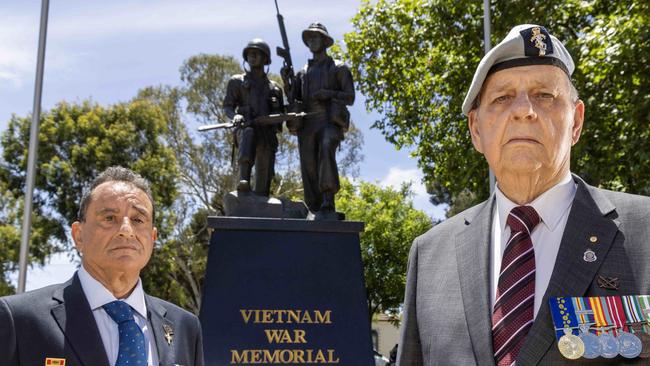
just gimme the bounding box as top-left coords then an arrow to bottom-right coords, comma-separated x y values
77,166 -> 155,222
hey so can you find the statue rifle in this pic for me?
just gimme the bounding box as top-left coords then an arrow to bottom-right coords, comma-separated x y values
197,112 -> 312,132
274,0 -> 295,104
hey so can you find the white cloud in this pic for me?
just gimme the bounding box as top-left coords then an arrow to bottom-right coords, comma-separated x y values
380,167 -> 447,220
45,0 -> 357,40
0,0 -> 357,88
0,21 -> 35,88
0,14 -> 79,89
380,167 -> 426,195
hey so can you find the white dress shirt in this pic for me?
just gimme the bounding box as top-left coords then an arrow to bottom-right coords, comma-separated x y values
490,172 -> 577,318
77,265 -> 160,366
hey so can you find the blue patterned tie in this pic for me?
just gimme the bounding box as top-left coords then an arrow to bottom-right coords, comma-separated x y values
102,300 -> 148,366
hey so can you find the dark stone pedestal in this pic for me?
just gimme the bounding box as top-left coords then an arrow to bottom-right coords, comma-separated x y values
200,217 -> 374,366
223,191 -> 284,218
223,192 -> 310,219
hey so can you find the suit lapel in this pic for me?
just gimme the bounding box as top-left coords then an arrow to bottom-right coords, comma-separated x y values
51,274 -> 110,366
147,295 -> 175,365
455,197 -> 496,366
517,176 -> 620,365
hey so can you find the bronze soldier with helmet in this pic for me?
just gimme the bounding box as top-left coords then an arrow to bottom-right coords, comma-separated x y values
223,38 -> 285,196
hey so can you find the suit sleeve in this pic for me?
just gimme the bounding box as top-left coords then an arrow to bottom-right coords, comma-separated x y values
193,315 -> 204,366
397,238 -> 424,366
0,298 -> 18,365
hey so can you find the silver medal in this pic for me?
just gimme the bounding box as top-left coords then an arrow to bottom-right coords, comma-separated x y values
618,331 -> 643,358
599,331 -> 620,358
578,325 -> 601,359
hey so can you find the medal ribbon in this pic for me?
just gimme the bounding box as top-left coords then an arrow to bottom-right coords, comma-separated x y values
588,297 -> 607,335
573,297 -> 595,330
572,297 -> 586,324
549,297 -> 580,339
607,296 -> 628,333
622,296 -> 642,325
599,296 -> 616,335
638,295 -> 650,333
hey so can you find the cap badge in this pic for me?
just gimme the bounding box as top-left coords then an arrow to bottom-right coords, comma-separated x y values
520,26 -> 554,57
530,27 -> 548,56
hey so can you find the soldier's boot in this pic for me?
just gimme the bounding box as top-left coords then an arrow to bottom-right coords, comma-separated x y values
314,191 -> 340,220
320,191 -> 335,212
237,163 -> 252,193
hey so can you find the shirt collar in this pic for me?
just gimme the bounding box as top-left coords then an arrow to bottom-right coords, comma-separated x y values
77,264 -> 148,318
495,172 -> 576,232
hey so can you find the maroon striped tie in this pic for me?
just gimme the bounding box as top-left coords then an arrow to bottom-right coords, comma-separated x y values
492,205 -> 540,366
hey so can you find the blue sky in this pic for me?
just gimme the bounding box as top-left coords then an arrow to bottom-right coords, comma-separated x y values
2,0 -> 448,290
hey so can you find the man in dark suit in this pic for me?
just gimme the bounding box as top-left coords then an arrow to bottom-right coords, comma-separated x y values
0,166 -> 204,366
397,24 -> 650,365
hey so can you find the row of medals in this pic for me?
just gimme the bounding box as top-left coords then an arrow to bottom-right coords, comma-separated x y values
558,322 -> 650,359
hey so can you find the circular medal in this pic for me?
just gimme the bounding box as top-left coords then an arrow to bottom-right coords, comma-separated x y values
637,333 -> 650,358
599,332 -> 620,358
618,331 -> 642,358
631,326 -> 650,359
579,330 -> 601,359
558,333 -> 585,359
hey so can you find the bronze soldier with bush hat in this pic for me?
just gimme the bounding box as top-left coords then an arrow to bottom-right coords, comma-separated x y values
282,22 -> 355,220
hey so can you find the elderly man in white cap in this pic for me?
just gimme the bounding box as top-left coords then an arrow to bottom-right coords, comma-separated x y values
397,24 -> 650,366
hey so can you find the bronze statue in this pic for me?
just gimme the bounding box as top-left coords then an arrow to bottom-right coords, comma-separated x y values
282,23 -> 355,220
223,38 -> 285,196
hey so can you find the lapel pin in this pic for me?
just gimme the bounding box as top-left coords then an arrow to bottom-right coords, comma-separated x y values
45,358 -> 66,366
163,324 -> 174,346
583,249 -> 597,262
597,275 -> 620,290
589,235 -> 598,243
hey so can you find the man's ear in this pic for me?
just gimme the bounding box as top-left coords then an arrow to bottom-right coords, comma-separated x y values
71,221 -> 84,253
468,109 -> 483,153
151,227 -> 158,242
571,99 -> 585,146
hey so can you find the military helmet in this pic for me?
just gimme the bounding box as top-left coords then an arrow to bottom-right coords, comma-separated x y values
302,22 -> 334,49
243,38 -> 271,65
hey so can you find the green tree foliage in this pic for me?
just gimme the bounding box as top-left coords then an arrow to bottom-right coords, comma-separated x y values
0,100 -> 178,293
142,198 -> 210,314
0,181 -> 34,295
574,2 -> 650,193
337,178 -> 432,321
345,0 -> 650,212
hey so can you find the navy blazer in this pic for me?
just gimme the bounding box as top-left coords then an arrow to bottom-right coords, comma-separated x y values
0,273 -> 204,366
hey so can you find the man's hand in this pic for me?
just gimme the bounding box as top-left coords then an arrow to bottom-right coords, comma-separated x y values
233,114 -> 249,127
280,67 -> 292,84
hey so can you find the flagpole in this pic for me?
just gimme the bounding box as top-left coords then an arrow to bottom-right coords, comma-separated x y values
18,0 -> 50,294
483,0 -> 495,194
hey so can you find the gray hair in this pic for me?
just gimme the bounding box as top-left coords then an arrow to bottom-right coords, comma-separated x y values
77,166 -> 155,222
